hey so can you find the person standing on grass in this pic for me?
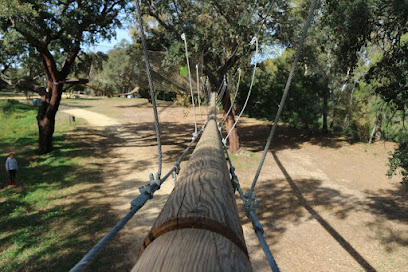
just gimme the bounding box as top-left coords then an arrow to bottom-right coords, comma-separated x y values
5,153 -> 18,186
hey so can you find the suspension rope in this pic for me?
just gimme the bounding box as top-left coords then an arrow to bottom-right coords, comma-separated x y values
214,75 -> 226,102
238,185 -> 280,272
181,33 -> 198,137
221,82 -> 230,109
216,122 -> 280,272
216,78 -> 227,106
172,171 -> 178,187
217,78 -> 229,107
196,64 -> 202,123
205,77 -> 212,115
248,0 -> 319,196
135,0 -> 162,178
220,68 -> 241,127
216,76 -> 226,103
202,77 -> 209,115
224,36 -> 259,143
70,117 -> 209,272
70,192 -> 152,272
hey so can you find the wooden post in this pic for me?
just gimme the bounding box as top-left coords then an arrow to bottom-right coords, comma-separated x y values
132,93 -> 251,271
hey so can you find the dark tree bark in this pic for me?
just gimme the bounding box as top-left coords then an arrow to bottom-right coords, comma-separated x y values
208,68 -> 240,154
36,45 -> 79,154
222,85 -> 240,153
37,82 -> 63,154
374,114 -> 383,141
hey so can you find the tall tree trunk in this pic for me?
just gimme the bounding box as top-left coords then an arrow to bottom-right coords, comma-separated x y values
37,108 -> 54,154
208,73 -> 240,153
368,114 -> 382,144
224,113 -> 240,153
36,51 -> 65,154
343,87 -> 355,129
323,49 -> 332,134
37,80 -> 63,154
374,114 -> 383,141
323,90 -> 329,134
221,83 -> 239,153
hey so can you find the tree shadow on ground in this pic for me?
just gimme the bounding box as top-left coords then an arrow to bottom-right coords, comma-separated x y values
115,100 -> 173,111
363,186 -> 408,253
364,187 -> 408,223
0,91 -> 24,98
97,121 -> 201,165
48,120 -> 201,271
0,127 -> 133,271
237,151 -> 377,272
234,119 -> 347,152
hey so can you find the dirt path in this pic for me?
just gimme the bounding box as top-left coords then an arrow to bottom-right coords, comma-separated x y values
235,118 -> 408,272
60,98 -> 408,271
60,100 -> 203,271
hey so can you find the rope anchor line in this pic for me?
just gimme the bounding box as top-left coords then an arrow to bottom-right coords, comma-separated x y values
196,64 -> 203,123
220,67 -> 242,128
216,123 -> 279,272
181,33 -> 198,137
134,0 -> 162,179
138,173 -> 161,199
248,0 -> 319,197
224,36 -> 259,143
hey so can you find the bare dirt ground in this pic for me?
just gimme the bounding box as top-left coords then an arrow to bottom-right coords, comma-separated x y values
60,97 -> 408,272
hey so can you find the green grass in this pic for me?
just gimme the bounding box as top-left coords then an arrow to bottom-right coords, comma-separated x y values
229,151 -> 260,171
0,100 -> 122,271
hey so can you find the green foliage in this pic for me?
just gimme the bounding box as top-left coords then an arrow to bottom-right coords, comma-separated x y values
0,0 -> 131,89
387,141 -> 408,189
237,52 -> 324,129
363,0 -> 408,187
0,0 -> 128,52
138,0 -> 292,86
179,66 -> 188,77
90,42 -> 187,100
323,0 -> 375,72
366,44 -> 408,111
1,0 -> 133,154
91,42 -> 142,93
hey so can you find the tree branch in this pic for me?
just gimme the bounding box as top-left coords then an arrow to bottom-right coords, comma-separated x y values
60,38 -> 81,78
0,71 -> 13,86
147,5 -> 176,33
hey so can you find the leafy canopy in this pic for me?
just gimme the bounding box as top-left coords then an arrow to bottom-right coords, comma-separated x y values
138,0 -> 294,83
0,0 -> 130,77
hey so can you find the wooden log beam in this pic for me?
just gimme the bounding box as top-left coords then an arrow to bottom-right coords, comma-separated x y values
132,93 -> 251,271
133,229 -> 250,271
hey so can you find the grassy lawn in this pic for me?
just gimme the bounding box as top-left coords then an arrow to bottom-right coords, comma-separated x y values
0,99 -> 120,271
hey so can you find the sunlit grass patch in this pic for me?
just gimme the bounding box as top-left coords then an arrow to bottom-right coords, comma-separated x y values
0,99 -> 118,271
229,150 -> 260,171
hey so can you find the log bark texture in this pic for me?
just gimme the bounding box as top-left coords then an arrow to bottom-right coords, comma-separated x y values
132,229 -> 251,272
133,96 -> 250,271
